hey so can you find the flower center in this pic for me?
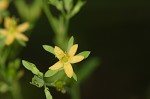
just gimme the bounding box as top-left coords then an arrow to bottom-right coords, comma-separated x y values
61,56 -> 69,63
8,19 -> 17,34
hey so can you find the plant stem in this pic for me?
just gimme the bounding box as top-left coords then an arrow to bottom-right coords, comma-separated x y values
42,0 -> 57,34
70,83 -> 80,99
10,81 -> 23,99
43,1 -> 81,99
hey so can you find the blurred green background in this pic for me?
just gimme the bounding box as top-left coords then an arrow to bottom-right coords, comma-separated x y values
5,0 -> 150,99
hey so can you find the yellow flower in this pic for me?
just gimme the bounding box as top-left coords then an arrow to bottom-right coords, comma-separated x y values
49,44 -> 84,78
0,17 -> 29,45
0,0 -> 9,11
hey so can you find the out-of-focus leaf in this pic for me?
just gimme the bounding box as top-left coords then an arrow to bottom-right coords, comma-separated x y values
64,0 -> 73,12
14,0 -> 29,21
13,59 -> 21,70
0,82 -> 9,93
14,0 -> 42,22
77,51 -> 91,58
7,59 -> 21,81
55,1 -> 63,11
70,1 -> 86,18
7,65 -> 16,82
49,0 -> 63,12
30,75 -> 44,88
0,36 -> 6,47
16,70 -> 24,80
77,57 -> 100,83
30,0 -> 42,22
44,87 -> 53,99
67,36 -> 74,52
17,39 -> 26,46
1,10 -> 9,17
22,60 -> 43,77
73,73 -> 77,81
43,45 -> 54,55
44,70 -> 58,77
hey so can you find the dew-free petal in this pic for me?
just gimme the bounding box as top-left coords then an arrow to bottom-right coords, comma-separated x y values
49,61 -> 63,70
70,55 -> 84,64
64,63 -> 73,78
54,46 -> 65,59
68,44 -> 78,57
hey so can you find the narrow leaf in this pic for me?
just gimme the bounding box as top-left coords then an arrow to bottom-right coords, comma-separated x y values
70,1 -> 86,17
77,51 -> 91,58
43,45 -> 54,55
67,36 -> 74,52
64,0 -> 73,12
22,60 -> 33,70
73,73 -> 77,81
0,36 -> 6,47
22,60 -> 43,77
45,70 -> 58,77
17,39 -> 26,47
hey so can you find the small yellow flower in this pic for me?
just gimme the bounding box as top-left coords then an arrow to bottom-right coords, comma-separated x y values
0,17 -> 29,45
49,44 -> 84,78
0,0 -> 9,11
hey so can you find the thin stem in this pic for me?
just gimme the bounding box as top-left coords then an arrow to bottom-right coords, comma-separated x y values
42,0 -> 57,34
10,81 -> 23,99
70,83 -> 80,99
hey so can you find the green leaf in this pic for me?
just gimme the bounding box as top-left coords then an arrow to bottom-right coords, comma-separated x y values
64,0 -> 73,12
73,73 -> 77,81
1,10 -> 9,17
49,0 -> 63,12
55,1 -> 63,11
43,45 -> 54,55
17,39 -> 26,47
14,0 -> 42,22
0,36 -> 6,47
70,1 -> 86,18
0,82 -> 9,93
77,51 -> 91,58
29,0 -> 42,22
44,70 -> 58,77
14,0 -> 29,21
44,87 -> 53,99
30,75 -> 44,88
13,59 -> 21,70
78,57 -> 100,83
67,36 -> 74,52
22,60 -> 43,77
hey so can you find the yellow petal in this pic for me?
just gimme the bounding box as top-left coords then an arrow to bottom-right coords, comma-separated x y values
4,17 -> 11,29
70,55 -> 84,64
68,44 -> 78,57
15,33 -> 28,41
17,22 -> 29,33
5,34 -> 15,45
64,63 -> 73,78
0,0 -> 9,11
54,46 -> 65,59
0,29 -> 7,35
49,61 -> 63,70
